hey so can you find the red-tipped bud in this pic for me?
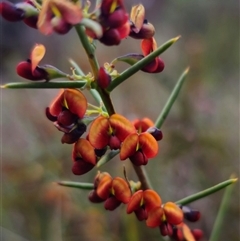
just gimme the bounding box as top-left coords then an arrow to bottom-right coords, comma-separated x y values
108,135 -> 121,150
88,190 -> 105,203
0,1 -> 24,21
107,8 -> 128,28
57,109 -> 78,127
147,127 -> 163,141
16,60 -> 48,81
104,196 -> 121,210
182,206 -> 201,222
130,20 -> 155,39
97,67 -> 111,89
134,208 -> 148,221
191,229 -> 203,240
72,160 -> 95,175
130,150 -> 148,166
100,28 -> 121,46
160,222 -> 173,236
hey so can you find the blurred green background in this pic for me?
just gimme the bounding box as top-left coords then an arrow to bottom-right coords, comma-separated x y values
1,0 -> 239,240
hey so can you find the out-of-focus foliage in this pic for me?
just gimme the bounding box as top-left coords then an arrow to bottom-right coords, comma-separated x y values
1,0 -> 239,241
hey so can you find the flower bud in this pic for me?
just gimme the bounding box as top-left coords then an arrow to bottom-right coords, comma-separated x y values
100,28 -> 121,46
130,150 -> 148,166
104,196 -> 121,210
0,1 -> 24,21
130,20 -> 155,39
97,67 -> 111,89
191,229 -> 203,240
16,60 -> 48,81
182,206 -> 201,222
108,135 -> 121,150
147,127 -> 163,141
107,8 -> 128,28
57,109 -> 78,127
88,190 -> 105,203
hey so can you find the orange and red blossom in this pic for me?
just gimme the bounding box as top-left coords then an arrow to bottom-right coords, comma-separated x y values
0,1 -> 38,28
89,172 -> 131,210
132,117 -> 154,132
129,4 -> 155,39
171,222 -> 199,241
127,189 -> 162,221
146,202 -> 184,228
37,0 -> 82,35
72,138 -> 96,175
98,0 -> 130,45
46,89 -> 87,143
120,132 -> 158,166
88,114 -> 136,150
141,37 -> 165,73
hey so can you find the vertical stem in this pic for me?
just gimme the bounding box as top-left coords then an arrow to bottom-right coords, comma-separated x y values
75,24 -> 115,115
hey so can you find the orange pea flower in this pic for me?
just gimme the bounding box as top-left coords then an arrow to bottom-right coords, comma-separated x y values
141,37 -> 165,73
132,117 -> 154,132
72,138 -> 96,175
89,172 -> 131,210
171,222 -> 199,241
46,89 -> 87,144
127,189 -> 161,221
146,202 -> 184,228
37,0 -> 82,35
120,132 -> 158,165
88,114 -> 136,150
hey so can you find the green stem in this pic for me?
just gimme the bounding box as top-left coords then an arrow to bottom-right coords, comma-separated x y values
75,24 -> 115,115
155,67 -> 189,128
57,181 -> 94,190
1,81 -> 86,89
175,178 -> 237,206
133,165 -> 153,190
209,176 -> 237,241
107,36 -> 181,92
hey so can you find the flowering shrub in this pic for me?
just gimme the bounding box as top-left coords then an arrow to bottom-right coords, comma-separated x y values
1,0 -> 237,240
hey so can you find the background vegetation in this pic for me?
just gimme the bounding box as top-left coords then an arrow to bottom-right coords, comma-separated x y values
1,0 -> 239,240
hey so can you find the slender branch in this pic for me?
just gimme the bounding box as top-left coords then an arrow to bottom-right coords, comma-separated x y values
155,67 -> 189,128
209,175 -> 237,241
58,181 -> 94,190
132,165 -> 153,190
175,177 -> 237,206
107,36 -> 181,92
1,81 -> 86,89
75,24 -> 115,115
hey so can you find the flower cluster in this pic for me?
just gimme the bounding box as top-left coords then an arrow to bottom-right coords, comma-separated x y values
1,0 -> 204,240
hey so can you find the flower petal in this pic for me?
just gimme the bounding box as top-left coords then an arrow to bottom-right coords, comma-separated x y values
64,89 -> 87,119
72,139 -> 96,165
139,132 -> 158,158
52,0 -> 82,25
88,116 -> 110,149
141,37 -> 158,56
120,133 -> 138,160
112,177 -> 131,204
146,206 -> 163,228
143,189 -> 162,212
163,202 -> 184,225
126,190 -> 143,214
132,118 -> 154,132
109,114 -> 136,141
48,89 -> 64,116
72,160 -> 95,175
96,175 -> 112,200
31,44 -> 46,73
130,4 -> 145,33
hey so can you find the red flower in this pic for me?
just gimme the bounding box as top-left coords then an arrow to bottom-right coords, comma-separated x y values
127,189 -> 162,221
141,37 -> 165,73
146,202 -> 184,228
132,117 -> 154,132
120,132 -> 158,165
129,4 -> 155,39
16,44 -> 67,81
46,89 -> 87,144
0,1 -> 38,28
89,172 -> 131,210
98,0 -> 130,45
72,139 -> 96,175
88,114 -> 136,150
37,0 -> 82,35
